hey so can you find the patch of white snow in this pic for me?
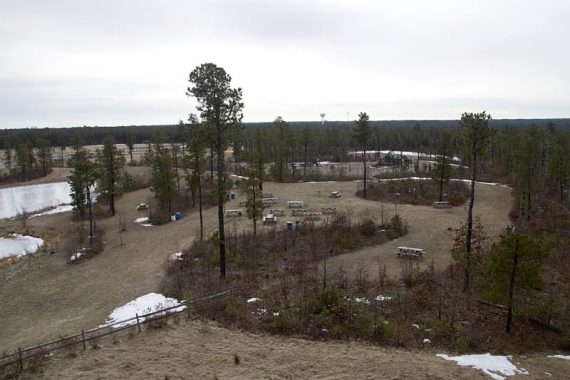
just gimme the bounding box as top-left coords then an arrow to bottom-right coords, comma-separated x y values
101,293 -> 186,328
547,355 -> 570,360
134,217 -> 153,227
29,205 -> 74,218
169,252 -> 183,261
0,234 -> 44,259
437,353 -> 528,380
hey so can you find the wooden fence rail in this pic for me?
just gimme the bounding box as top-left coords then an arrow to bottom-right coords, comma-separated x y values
0,290 -> 231,374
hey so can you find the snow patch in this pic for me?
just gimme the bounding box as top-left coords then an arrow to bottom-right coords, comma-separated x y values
101,293 -> 186,328
437,353 -> 528,380
29,205 -> 74,218
375,295 -> 392,301
134,217 -> 153,227
375,176 -> 509,188
70,252 -> 83,261
354,297 -> 370,304
0,234 -> 44,259
169,252 -> 183,261
247,297 -> 262,303
547,355 -> 570,360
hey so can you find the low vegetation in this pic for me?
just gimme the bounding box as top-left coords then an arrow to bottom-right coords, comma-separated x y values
359,178 -> 469,206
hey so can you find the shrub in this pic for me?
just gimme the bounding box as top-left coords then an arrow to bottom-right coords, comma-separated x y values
372,318 -> 393,343
432,319 -> 454,343
339,238 -> 356,250
358,219 -> 377,237
388,214 -> 407,237
271,311 -> 297,334
224,296 -> 246,321
559,328 -> 570,350
149,210 -> 171,225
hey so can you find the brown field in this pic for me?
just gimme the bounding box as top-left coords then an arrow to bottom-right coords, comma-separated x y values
4,178 -> 561,379
23,318 -> 570,380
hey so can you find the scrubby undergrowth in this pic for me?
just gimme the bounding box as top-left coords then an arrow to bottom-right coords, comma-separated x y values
359,178 -> 469,206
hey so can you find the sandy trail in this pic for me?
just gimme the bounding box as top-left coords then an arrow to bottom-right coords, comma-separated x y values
1,180 -> 511,354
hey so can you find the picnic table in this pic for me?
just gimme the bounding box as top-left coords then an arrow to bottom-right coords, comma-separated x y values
432,201 -> 451,209
263,213 -> 277,224
225,209 -> 243,217
396,246 -> 425,259
136,203 -> 148,210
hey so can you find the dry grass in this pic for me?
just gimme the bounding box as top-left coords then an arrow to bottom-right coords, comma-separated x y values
27,319 -> 570,380
0,179 -> 512,356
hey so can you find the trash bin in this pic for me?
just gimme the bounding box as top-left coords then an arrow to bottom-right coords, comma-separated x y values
286,221 -> 293,231
230,192 -> 236,200
175,212 -> 181,220
171,214 -> 176,221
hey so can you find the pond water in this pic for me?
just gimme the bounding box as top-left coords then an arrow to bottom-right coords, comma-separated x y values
0,182 -> 71,219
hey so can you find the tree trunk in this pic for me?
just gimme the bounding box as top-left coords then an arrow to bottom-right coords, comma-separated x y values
363,149 -> 367,198
216,120 -> 226,279
209,146 -> 214,180
198,176 -> 204,241
252,173 -> 257,236
87,185 -> 93,245
439,147 -> 446,202
464,148 -> 477,293
109,154 -> 115,216
526,159 -> 531,222
506,237 -> 519,334
303,141 -> 308,176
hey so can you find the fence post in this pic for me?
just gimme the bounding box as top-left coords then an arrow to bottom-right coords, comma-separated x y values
136,313 -> 141,333
18,347 -> 23,372
81,329 -> 86,350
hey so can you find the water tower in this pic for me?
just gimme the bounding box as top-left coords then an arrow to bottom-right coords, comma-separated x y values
320,113 -> 326,125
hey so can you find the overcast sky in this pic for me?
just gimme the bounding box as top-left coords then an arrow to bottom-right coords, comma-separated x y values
1,0 -> 569,128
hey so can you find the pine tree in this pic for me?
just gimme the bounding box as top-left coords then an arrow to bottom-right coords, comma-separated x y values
36,138 -> 52,177
185,114 -> 206,241
432,129 -> 452,201
126,132 -> 136,163
353,112 -> 371,198
460,111 -> 491,292
149,144 -> 178,213
245,153 -> 264,235
478,232 -> 549,333
97,136 -> 125,216
187,63 -> 244,279
68,149 -> 98,243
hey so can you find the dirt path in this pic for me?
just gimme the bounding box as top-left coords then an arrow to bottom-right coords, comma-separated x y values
27,319 -> 570,380
0,180 -> 512,354
326,182 -> 512,278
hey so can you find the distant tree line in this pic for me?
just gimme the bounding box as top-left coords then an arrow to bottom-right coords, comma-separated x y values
2,118 -> 569,154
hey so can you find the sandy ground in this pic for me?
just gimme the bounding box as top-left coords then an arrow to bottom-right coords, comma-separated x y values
1,179 -> 514,370
24,319 -> 570,380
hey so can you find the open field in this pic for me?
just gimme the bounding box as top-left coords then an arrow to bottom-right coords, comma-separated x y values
1,179 -> 512,355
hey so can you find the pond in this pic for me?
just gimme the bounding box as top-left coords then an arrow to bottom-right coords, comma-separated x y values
0,182 -> 72,220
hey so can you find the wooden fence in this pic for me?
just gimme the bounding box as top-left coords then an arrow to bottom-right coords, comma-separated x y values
0,291 -> 231,375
